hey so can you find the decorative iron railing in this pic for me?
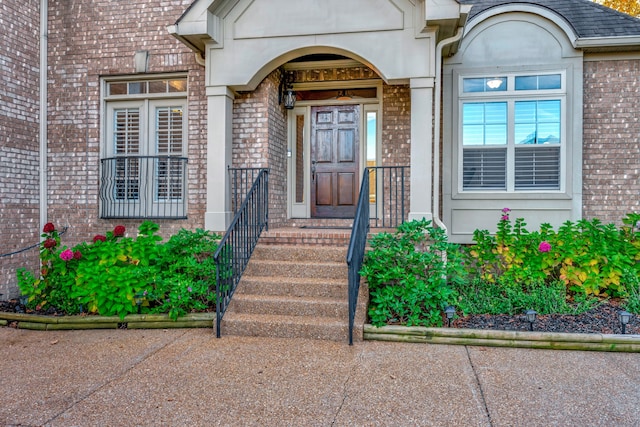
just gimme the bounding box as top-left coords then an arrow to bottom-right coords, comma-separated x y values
368,165 -> 409,229
213,168 -> 269,338
229,167 -> 265,213
346,170 -> 370,345
100,155 -> 188,219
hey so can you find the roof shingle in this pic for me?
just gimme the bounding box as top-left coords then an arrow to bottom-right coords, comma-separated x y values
458,0 -> 640,38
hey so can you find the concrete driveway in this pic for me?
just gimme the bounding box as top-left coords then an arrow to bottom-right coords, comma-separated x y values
0,327 -> 638,426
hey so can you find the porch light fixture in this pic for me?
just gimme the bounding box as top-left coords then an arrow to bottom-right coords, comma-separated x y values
279,71 -> 296,110
486,78 -> 504,90
619,310 -> 632,334
335,89 -> 352,101
525,309 -> 537,331
445,306 -> 456,327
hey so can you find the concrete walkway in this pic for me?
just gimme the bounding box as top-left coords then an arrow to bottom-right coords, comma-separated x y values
1,328 -> 638,426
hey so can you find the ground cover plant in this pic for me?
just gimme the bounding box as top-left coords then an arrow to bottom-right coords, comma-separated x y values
16,221 -> 221,320
361,212 -> 640,328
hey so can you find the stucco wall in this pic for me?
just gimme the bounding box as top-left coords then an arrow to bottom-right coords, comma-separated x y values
45,0 -> 207,247
0,0 -> 41,298
583,59 -> 640,224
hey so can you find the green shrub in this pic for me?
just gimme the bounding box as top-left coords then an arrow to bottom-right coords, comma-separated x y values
360,219 -> 465,327
466,210 -> 640,299
453,277 -> 597,316
17,222 -> 221,320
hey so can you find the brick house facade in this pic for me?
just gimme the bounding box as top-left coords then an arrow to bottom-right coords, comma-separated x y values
1,0 -> 640,297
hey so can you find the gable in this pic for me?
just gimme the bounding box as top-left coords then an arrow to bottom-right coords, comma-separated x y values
233,0 -> 405,39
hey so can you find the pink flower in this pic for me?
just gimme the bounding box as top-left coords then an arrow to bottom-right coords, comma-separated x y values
43,222 -> 55,233
113,225 -> 126,237
93,235 -> 107,243
539,241 -> 551,253
60,249 -> 74,261
501,207 -> 511,213
501,215 -> 509,221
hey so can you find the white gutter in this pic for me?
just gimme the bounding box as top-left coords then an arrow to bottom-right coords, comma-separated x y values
39,0 -> 48,232
433,26 -> 464,234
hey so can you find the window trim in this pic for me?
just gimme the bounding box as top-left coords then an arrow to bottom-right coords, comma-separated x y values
100,74 -> 188,219
457,71 -> 567,194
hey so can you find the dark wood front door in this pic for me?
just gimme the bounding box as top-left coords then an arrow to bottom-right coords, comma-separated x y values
311,105 -> 360,218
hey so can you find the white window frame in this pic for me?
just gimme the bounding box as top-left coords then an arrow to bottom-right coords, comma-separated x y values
101,75 -> 188,219
457,71 -> 566,194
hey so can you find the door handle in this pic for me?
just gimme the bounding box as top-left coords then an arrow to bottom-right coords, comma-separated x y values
311,160 -> 317,181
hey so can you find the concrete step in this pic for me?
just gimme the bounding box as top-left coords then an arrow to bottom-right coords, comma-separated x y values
228,294 -> 349,318
220,313 -> 350,342
243,259 -> 347,280
252,244 -> 347,263
236,276 -> 347,299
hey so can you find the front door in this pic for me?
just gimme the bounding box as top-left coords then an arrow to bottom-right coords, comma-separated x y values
311,105 -> 360,218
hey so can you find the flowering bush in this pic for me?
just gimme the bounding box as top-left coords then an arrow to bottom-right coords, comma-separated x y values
17,222 -> 221,320
465,210 -> 640,299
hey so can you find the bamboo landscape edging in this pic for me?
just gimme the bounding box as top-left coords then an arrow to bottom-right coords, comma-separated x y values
0,311 -> 215,331
364,324 -> 640,352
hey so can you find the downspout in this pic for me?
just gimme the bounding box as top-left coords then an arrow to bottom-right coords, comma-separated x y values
433,26 -> 464,234
39,0 -> 48,232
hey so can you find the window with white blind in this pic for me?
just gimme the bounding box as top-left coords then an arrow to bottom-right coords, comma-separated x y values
101,76 -> 188,219
460,73 -> 563,192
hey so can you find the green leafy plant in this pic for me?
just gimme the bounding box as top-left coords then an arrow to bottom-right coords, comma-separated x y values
360,219 -> 465,327
465,210 -> 640,299
17,222 -> 221,320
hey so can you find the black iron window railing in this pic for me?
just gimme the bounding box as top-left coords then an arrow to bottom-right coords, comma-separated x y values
100,155 -> 188,219
213,168 -> 269,338
347,170 -> 370,345
368,165 -> 409,229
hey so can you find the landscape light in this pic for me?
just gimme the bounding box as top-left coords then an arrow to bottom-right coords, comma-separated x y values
445,306 -> 456,327
525,309 -> 537,331
619,310 -> 632,335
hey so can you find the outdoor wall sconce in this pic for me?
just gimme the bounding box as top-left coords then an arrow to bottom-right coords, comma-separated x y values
445,306 -> 455,327
619,310 -> 632,334
279,71 -> 296,110
525,309 -> 537,331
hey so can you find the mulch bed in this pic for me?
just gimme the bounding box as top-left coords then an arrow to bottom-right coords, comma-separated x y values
2,299 -> 638,335
454,301 -> 639,335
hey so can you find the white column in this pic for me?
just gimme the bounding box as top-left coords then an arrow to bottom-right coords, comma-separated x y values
204,85 -> 234,232
408,77 -> 434,222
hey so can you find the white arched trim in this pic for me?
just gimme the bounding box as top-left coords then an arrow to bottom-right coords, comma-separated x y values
465,4 -> 578,47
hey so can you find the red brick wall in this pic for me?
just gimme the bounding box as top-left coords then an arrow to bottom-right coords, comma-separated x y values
583,59 -> 640,224
0,0 -> 41,298
45,0 -> 206,245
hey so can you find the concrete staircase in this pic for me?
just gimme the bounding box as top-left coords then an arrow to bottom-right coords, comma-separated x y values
220,226 -> 368,342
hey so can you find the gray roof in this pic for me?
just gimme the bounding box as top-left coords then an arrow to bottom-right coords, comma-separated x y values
458,0 -> 640,38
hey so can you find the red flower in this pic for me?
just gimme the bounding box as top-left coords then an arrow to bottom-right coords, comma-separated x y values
43,238 -> 57,249
43,222 -> 55,233
113,225 -> 126,237
93,235 -> 107,243
41,268 -> 48,276
73,250 -> 82,260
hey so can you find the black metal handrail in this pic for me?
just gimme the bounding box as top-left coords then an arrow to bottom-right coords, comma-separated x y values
368,165 -> 409,229
100,155 -> 188,219
229,167 -> 265,213
346,169 -> 370,345
213,168 -> 269,338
